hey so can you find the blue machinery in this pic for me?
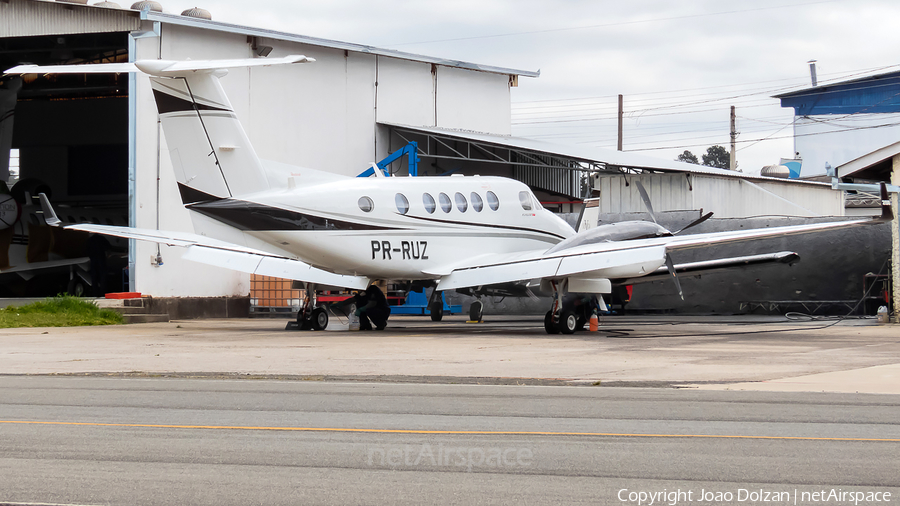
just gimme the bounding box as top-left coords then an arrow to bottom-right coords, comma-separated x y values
390,289 -> 461,316
357,141 -> 420,177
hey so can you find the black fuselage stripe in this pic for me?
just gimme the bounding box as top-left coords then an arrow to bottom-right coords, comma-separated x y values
188,200 -> 399,232
152,89 -> 231,115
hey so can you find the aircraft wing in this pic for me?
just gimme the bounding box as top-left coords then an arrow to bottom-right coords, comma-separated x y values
38,195 -> 369,289
433,191 -> 891,292
0,257 -> 91,282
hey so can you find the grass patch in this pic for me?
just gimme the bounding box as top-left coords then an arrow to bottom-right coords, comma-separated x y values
0,295 -> 124,328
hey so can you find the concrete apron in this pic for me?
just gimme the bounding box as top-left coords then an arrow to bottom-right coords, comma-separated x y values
1,315 -> 898,395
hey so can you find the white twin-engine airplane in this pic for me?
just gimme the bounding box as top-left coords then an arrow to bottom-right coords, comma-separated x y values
6,55 -> 891,333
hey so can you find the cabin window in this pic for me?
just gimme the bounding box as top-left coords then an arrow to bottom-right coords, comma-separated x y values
518,191 -> 533,211
358,196 -> 374,213
423,193 -> 436,214
486,191 -> 499,211
395,193 -> 409,215
455,192 -> 468,212
439,192 -> 452,213
471,192 -> 484,212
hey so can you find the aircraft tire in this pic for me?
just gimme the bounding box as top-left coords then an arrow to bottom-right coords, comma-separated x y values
311,307 -> 329,331
544,311 -> 559,334
558,310 -> 577,334
66,278 -> 85,297
430,303 -> 443,322
469,300 -> 483,322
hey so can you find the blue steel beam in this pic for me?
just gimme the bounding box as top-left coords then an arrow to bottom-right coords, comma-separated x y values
358,142 -> 419,177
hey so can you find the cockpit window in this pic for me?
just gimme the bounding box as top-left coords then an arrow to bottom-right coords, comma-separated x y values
519,191 -> 533,211
423,193 -> 436,214
358,196 -> 374,213
439,193 -> 452,213
455,192 -> 468,212
470,192 -> 483,212
486,191 -> 499,211
395,193 -> 409,215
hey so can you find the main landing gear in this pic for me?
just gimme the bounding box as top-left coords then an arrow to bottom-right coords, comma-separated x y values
428,289 -> 443,322
544,281 -> 603,335
469,299 -> 484,323
293,283 -> 329,331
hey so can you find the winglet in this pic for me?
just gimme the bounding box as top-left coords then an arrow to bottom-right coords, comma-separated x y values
877,183 -> 894,222
38,193 -> 61,227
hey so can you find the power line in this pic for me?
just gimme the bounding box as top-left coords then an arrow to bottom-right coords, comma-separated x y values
511,63 -> 900,107
383,0 -> 845,47
615,119 -> 900,152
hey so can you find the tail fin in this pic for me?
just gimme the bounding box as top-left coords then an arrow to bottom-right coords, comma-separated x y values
149,73 -> 262,201
5,55 -> 314,201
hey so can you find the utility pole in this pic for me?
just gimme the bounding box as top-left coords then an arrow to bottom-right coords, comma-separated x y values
729,105 -> 738,171
617,94 -> 623,151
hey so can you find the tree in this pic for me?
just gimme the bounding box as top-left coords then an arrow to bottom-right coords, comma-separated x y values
676,150 -> 699,164
702,145 -> 730,169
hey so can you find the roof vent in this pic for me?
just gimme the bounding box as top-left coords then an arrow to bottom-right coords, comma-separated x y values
57,0 -> 89,4
130,1 -> 162,11
760,165 -> 791,178
93,1 -> 122,7
181,7 -> 212,19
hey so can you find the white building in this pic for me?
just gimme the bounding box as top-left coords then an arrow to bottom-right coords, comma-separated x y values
775,71 -> 900,178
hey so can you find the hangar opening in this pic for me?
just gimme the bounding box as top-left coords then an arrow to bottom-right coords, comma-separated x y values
0,32 -> 130,296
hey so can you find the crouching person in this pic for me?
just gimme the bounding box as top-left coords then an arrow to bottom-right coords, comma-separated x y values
334,284 -> 391,331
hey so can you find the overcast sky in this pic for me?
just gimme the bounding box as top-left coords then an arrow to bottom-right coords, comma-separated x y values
156,0 -> 899,174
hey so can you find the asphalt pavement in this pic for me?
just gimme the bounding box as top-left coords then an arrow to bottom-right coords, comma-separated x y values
1,377 -> 898,505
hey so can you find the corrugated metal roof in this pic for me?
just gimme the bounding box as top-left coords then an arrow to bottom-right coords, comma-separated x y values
775,71 -> 900,116
774,70 -> 900,99
1,0 -> 142,37
140,11 -> 539,78
382,122 -> 830,186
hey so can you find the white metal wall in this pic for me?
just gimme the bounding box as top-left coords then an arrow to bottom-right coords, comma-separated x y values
594,173 -> 844,219
436,66 -> 511,135
376,58 -> 435,128
132,27 -> 251,297
794,114 -> 900,177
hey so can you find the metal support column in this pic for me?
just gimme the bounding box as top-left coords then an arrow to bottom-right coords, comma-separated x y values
893,155 -> 900,322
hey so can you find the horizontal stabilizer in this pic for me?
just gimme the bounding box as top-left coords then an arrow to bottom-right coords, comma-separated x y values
5,55 -> 313,77
39,193 -> 369,289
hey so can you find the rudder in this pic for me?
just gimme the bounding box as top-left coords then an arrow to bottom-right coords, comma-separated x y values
149,73 -> 267,202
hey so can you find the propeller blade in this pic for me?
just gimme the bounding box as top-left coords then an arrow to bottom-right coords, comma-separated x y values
665,253 -> 684,301
674,211 -> 714,235
634,181 -> 657,224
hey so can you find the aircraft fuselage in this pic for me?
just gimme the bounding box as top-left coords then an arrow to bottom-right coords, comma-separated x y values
185,174 -> 576,280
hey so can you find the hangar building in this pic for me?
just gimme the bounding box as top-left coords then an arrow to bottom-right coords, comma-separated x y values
0,0 -> 536,310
